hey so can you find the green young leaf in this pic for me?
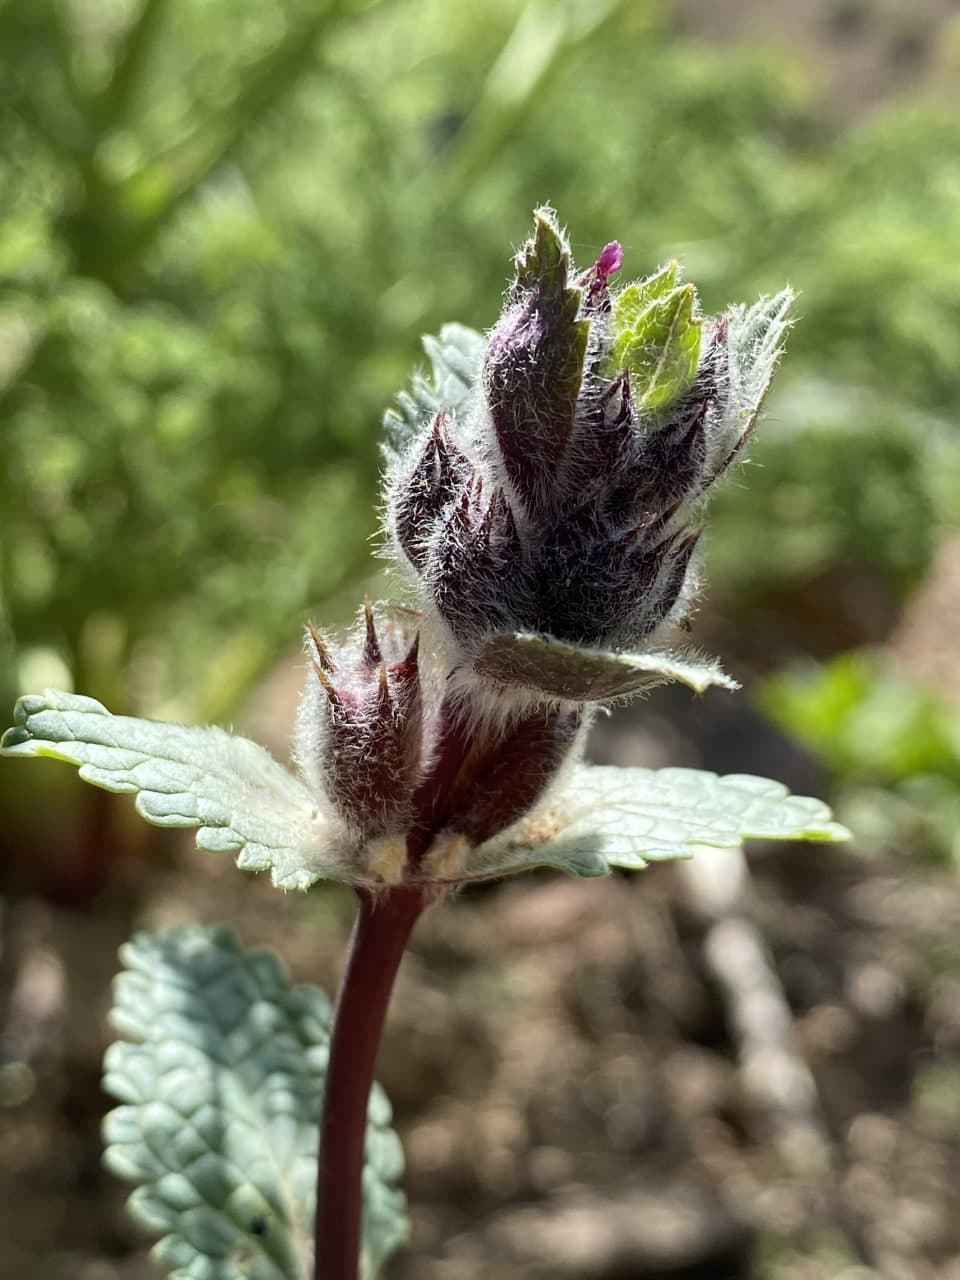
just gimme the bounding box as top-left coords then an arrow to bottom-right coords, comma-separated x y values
609,269 -> 702,410
0,690 -> 343,891
103,925 -> 407,1280
610,260 -> 679,331
470,764 -> 849,880
515,205 -> 564,290
473,631 -> 738,702
383,322 -> 485,453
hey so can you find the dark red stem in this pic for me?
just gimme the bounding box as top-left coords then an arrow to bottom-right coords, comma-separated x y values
313,884 -> 430,1279
406,696 -> 475,866
313,690 -> 575,1275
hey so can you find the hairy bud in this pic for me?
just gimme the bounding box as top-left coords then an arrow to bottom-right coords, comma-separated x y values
296,602 -> 422,841
386,208 -> 793,705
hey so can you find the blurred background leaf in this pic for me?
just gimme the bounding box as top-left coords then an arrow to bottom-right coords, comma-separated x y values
761,650 -> 960,869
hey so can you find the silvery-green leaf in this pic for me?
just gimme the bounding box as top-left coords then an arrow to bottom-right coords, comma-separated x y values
473,632 -> 737,702
383,322 -> 484,453
470,764 -> 849,880
422,323 -> 485,409
721,288 -> 795,444
103,925 -> 407,1279
0,690 -> 343,891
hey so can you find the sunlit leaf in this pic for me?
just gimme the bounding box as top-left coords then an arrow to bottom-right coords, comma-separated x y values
470,764 -> 849,879
609,270 -> 702,410
610,261 -> 678,331
1,690 -> 343,891
104,925 -> 407,1279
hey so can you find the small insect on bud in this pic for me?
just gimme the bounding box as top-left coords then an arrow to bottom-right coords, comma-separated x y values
295,602 -> 423,842
385,208 -> 794,707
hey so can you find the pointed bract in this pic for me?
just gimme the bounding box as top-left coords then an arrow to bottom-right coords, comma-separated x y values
483,208 -> 590,516
297,607 -> 424,842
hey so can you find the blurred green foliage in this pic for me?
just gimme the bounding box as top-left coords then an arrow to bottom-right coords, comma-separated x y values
761,652 -> 960,869
1,0 -> 959,729
707,389 -> 954,597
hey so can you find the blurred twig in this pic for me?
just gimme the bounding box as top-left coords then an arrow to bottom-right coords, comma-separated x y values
438,0 -> 628,195
680,847 -> 873,1264
124,0 -> 351,257
91,0 -> 172,126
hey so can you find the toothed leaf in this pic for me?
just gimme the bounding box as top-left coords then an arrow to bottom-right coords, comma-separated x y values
611,281 -> 702,411
1,690 -> 343,891
103,925 -> 407,1279
471,764 -> 850,879
610,261 -> 679,331
383,323 -> 484,453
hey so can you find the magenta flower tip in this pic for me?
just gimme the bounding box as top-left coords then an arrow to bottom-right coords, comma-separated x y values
596,241 -> 623,278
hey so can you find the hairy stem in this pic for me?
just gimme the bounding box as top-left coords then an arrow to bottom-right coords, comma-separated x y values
313,884 -> 429,1279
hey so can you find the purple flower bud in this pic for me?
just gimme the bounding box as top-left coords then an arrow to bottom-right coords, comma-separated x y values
296,602 -> 422,840
483,213 -> 590,518
386,207 -> 793,703
579,239 -> 623,313
392,411 -> 469,572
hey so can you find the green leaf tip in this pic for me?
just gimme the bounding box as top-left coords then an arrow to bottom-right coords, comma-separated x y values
1,689 -> 346,892
611,260 -> 679,329
609,266 -> 703,410
515,205 -> 572,295
723,286 -> 796,438
103,924 -> 408,1278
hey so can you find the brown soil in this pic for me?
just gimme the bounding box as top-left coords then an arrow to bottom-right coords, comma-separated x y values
2,822 -> 960,1279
